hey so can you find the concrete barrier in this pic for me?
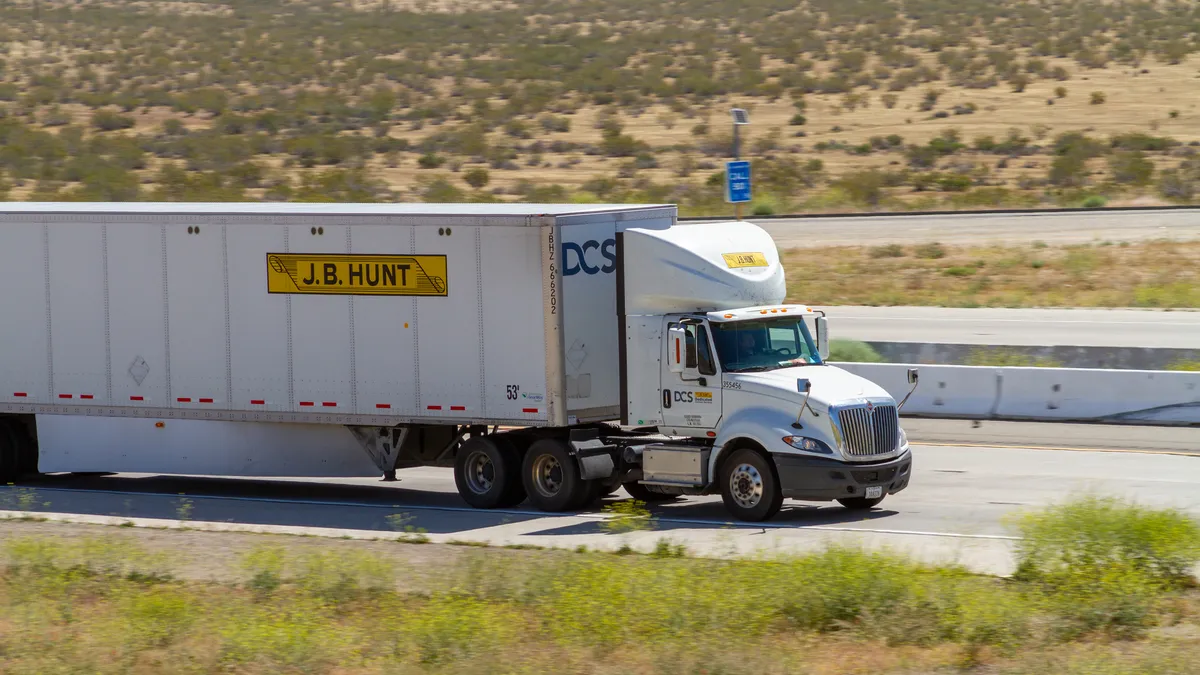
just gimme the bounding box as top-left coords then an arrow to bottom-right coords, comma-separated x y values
831,362 -> 1200,426
834,363 -> 1001,417
994,367 -> 1200,424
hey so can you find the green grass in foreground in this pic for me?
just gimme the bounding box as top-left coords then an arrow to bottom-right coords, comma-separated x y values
1,495 -> 1199,674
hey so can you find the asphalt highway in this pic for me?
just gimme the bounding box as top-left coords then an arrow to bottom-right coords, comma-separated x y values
689,207 -> 1200,248
5,420 -> 1198,576
825,306 -> 1200,348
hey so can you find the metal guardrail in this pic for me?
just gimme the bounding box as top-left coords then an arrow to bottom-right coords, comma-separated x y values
677,204 -> 1200,222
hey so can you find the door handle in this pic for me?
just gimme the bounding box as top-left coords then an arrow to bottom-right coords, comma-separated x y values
662,389 -> 672,409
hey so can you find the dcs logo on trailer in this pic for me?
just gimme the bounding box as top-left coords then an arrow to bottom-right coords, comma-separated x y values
563,239 -> 616,276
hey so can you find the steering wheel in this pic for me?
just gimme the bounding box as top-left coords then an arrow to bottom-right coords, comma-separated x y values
774,347 -> 793,356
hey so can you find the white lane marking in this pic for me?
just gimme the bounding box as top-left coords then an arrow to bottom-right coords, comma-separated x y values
1,486 -> 1018,541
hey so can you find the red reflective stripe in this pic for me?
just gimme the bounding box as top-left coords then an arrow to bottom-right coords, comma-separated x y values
13,393 -> 27,397
80,394 -> 94,400
376,403 -> 391,409
299,402 -> 314,407
522,408 -> 538,413
177,397 -> 191,403
250,399 -> 265,405
322,402 -> 336,407
199,398 -> 214,404
427,405 -> 442,410
59,394 -> 73,399
675,337 -> 680,364
451,405 -> 466,411
130,396 -> 144,401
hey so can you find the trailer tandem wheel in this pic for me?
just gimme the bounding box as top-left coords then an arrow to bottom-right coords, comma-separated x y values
0,419 -> 22,483
454,436 -> 525,509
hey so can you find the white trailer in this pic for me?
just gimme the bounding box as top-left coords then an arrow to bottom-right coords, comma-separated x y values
0,203 -> 917,521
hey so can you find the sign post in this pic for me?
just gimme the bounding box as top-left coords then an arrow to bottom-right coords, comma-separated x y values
728,108 -> 751,220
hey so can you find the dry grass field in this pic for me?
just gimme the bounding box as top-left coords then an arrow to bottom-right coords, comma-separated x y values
784,239 -> 1200,308
0,0 -> 1199,212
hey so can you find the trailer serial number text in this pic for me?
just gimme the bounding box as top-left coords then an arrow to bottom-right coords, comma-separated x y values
267,254 -> 448,297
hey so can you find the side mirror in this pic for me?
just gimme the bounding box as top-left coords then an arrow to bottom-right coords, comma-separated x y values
815,316 -> 830,361
667,326 -> 687,374
898,368 -> 920,411
791,378 -> 813,428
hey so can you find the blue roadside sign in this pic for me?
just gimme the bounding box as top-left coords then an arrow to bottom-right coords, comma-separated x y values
725,160 -> 751,203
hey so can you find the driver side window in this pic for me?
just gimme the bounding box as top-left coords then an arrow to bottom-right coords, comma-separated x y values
671,322 -> 717,377
695,325 -> 716,376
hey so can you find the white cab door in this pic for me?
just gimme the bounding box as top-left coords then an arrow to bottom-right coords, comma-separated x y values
659,319 -> 723,433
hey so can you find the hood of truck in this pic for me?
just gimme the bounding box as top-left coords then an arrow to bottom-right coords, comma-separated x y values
725,365 -> 892,409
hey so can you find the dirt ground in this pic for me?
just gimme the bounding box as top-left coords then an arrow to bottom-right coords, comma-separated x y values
0,518 -> 549,590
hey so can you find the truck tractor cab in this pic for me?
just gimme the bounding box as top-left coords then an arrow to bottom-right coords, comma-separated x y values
618,221 -> 918,521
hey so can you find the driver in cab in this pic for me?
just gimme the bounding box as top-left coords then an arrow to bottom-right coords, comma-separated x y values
738,329 -> 808,366
738,331 -> 766,359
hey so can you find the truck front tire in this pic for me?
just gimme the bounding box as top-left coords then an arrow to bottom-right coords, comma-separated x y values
454,436 -> 525,509
719,448 -> 783,522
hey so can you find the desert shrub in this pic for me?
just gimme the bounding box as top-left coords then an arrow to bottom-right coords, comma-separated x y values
1010,495 -> 1200,638
869,244 -> 905,258
462,167 -> 490,189
915,242 -> 947,259
92,110 -> 135,131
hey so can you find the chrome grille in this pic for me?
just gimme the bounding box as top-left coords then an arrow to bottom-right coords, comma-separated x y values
837,404 -> 899,457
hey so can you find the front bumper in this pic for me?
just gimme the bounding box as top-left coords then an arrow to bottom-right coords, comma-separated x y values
771,450 -> 912,502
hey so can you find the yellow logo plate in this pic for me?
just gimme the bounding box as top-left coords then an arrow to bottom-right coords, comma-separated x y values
721,252 -> 768,268
267,253 -> 448,296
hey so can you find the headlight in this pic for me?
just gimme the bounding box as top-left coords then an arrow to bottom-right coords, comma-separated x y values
899,427 -> 908,448
782,436 -> 833,454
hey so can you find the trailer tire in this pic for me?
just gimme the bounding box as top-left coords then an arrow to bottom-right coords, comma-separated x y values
491,436 -> 527,508
621,481 -> 681,503
454,437 -> 523,509
837,496 -> 885,511
521,439 -> 585,512
718,448 -> 783,522
0,420 -> 21,483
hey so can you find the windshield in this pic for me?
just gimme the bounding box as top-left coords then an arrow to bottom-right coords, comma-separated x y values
711,316 -> 823,373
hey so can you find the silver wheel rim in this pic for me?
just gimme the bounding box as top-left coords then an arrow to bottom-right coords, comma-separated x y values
463,449 -> 495,495
729,463 -> 764,509
531,453 -> 564,498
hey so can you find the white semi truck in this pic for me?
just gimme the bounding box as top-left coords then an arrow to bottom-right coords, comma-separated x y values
0,203 -> 917,521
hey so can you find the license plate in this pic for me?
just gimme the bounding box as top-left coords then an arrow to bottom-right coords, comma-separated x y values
865,486 -> 883,499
